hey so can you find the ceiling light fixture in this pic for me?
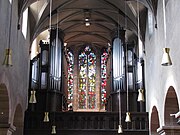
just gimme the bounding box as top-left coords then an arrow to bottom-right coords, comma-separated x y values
117,14 -> 123,134
161,0 -> 172,66
124,1 -> 131,123
84,10 -> 91,27
43,0 -> 52,123
137,0 -> 145,102
51,125 -> 56,134
43,112 -> 49,122
85,22 -> 90,27
3,0 -> 13,66
29,90 -> 37,103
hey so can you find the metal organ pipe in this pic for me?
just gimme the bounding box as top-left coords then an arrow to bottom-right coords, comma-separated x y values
50,29 -> 62,90
113,37 -> 124,91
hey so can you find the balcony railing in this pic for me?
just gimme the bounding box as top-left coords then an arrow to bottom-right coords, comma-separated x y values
24,111 -> 148,134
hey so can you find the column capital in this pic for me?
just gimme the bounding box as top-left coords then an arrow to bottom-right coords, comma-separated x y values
0,124 -> 16,135
157,126 -> 180,135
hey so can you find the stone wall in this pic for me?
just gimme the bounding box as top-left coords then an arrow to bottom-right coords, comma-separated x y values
0,0 -> 30,132
145,0 -> 180,131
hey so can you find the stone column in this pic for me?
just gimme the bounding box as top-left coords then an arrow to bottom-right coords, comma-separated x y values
73,50 -> 79,111
95,51 -> 101,111
0,124 -> 15,135
157,126 -> 180,135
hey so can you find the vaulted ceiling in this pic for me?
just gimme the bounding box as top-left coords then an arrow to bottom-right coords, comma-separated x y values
19,0 -> 157,48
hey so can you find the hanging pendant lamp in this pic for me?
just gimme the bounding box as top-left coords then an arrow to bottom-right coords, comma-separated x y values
3,1 -> 13,66
29,90 -> 37,103
136,0 -> 145,103
161,0 -> 172,66
124,0 -> 131,123
125,45 -> 131,123
137,88 -> 145,102
161,48 -> 172,66
43,112 -> 49,122
3,49 -> 13,66
117,15 -> 123,133
125,112 -> 131,122
118,124 -> 123,134
51,125 -> 56,134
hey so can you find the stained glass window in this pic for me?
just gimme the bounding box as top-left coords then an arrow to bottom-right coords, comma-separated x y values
101,49 -> 108,109
79,46 -> 96,109
67,49 -> 74,105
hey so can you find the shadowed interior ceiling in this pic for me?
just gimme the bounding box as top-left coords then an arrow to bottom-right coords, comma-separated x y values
19,0 -> 156,48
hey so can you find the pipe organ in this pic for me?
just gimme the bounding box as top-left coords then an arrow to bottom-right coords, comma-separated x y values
28,28 -> 65,112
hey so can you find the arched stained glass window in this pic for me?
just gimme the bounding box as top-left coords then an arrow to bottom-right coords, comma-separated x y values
79,46 -> 96,109
67,50 -> 74,105
101,49 -> 108,109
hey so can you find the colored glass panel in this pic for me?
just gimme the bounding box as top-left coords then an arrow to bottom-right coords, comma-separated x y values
79,46 -> 96,109
67,50 -> 74,105
101,49 -> 108,109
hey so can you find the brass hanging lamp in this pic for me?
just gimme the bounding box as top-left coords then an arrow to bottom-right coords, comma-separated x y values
161,0 -> 172,66
29,90 -> 37,103
3,49 -> 13,66
3,1 -> 13,66
117,14 -> 123,134
124,0 -> 131,123
137,88 -> 145,102
161,48 -> 172,66
51,125 -> 56,134
136,0 -> 145,103
125,112 -> 131,122
43,112 -> 49,122
118,124 -> 123,134
125,46 -> 131,123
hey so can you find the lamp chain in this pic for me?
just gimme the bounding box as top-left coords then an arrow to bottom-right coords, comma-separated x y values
137,0 -> 140,45
126,43 -> 129,112
117,14 -> 122,126
49,0 -> 52,30
162,0 -> 166,47
119,82 -> 122,125
8,0 -> 13,49
124,0 -> 129,113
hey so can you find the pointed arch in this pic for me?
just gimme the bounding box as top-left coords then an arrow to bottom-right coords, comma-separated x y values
0,83 -> 9,124
150,106 -> 160,135
13,104 -> 24,135
164,86 -> 179,126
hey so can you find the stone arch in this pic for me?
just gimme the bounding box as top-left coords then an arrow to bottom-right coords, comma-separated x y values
13,104 -> 24,135
150,106 -> 160,135
164,86 -> 179,126
0,83 -> 9,124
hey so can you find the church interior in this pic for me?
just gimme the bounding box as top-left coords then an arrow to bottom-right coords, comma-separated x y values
0,0 -> 180,135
